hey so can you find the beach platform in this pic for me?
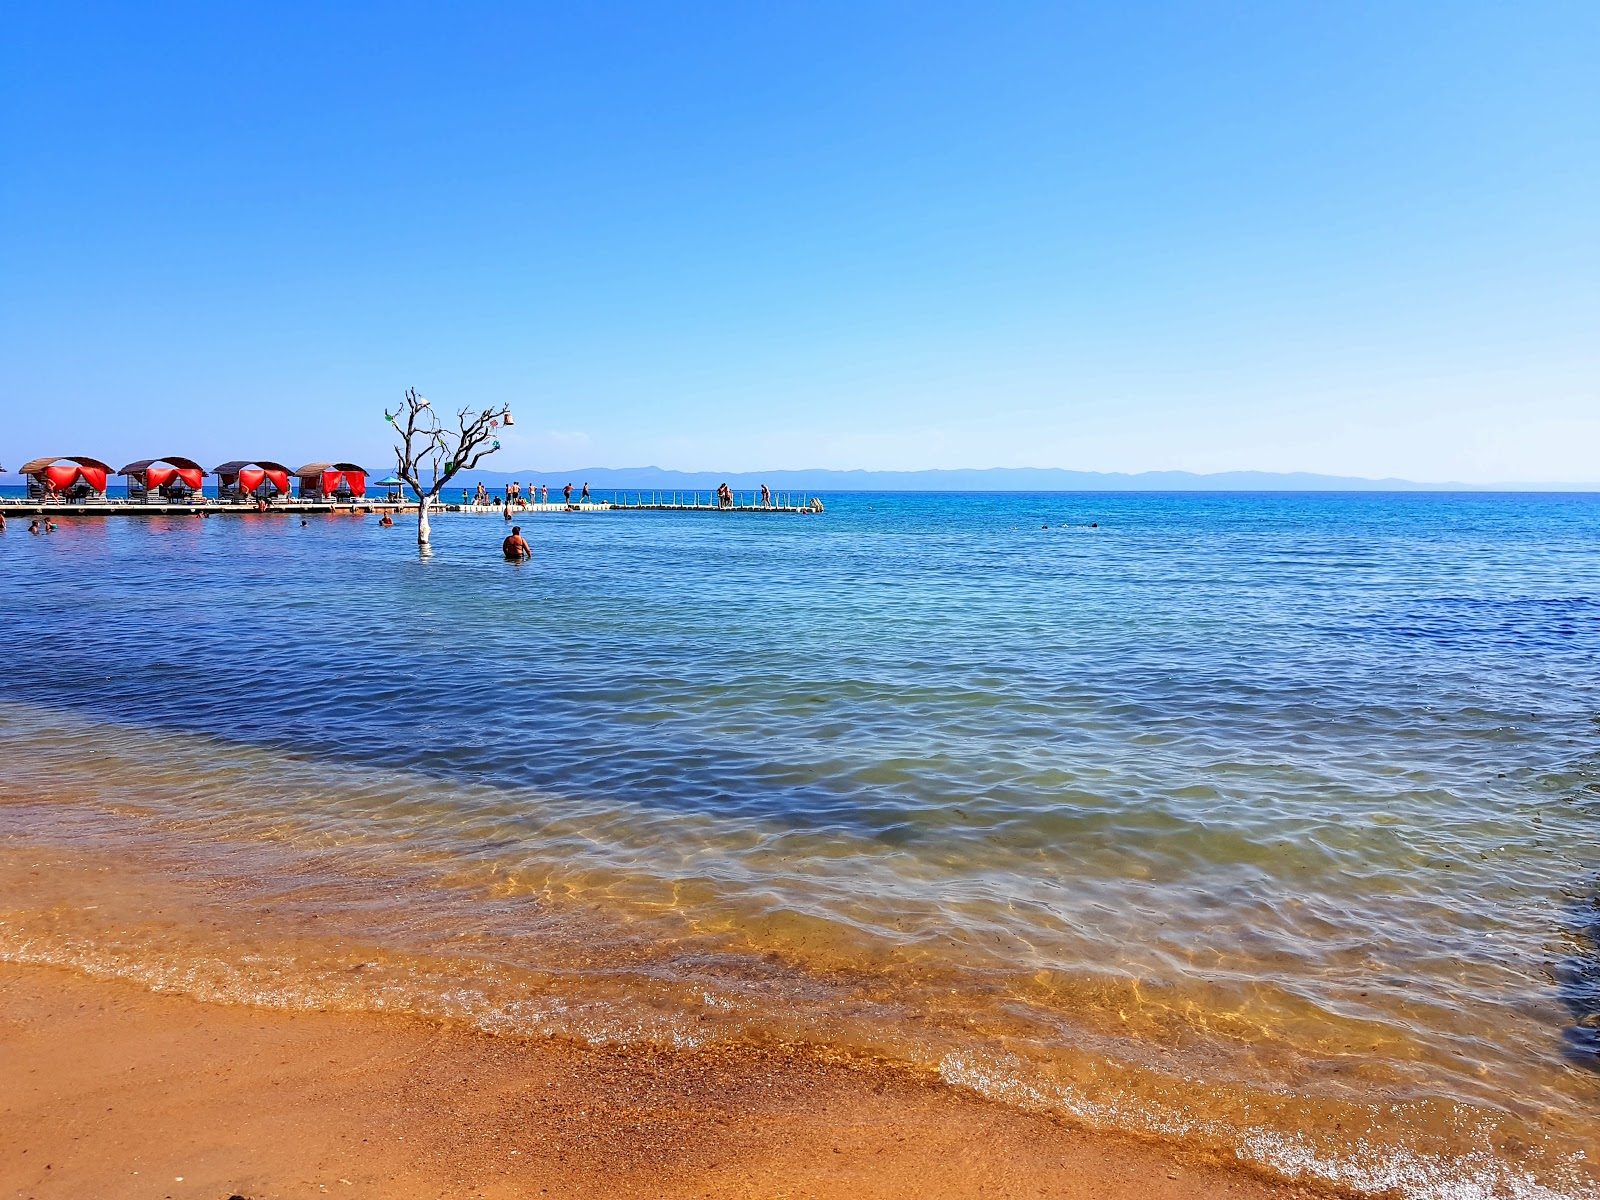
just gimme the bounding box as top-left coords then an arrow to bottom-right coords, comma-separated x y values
0,499 -> 408,518
454,491 -> 823,515
0,493 -> 824,518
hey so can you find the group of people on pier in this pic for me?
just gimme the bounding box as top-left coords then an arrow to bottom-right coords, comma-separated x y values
467,481 -> 591,510
718,483 -> 776,507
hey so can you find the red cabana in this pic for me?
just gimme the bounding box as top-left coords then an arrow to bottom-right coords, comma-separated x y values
120,457 -> 207,503
18,456 -> 113,501
214,460 -> 292,502
295,462 -> 368,501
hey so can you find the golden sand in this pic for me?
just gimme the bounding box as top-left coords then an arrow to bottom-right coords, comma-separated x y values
0,959 -> 1332,1200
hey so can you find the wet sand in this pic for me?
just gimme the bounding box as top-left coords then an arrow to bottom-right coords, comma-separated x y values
0,961 -> 1324,1200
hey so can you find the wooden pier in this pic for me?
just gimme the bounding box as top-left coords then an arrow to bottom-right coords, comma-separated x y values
0,499 -> 408,518
0,492 -> 825,519
453,490 -> 823,515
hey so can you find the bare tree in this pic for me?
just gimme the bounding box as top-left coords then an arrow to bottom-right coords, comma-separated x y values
388,388 -> 513,548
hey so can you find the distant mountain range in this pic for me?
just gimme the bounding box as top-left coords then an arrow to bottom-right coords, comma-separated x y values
2,466 -> 1594,492
351,466 -> 1597,493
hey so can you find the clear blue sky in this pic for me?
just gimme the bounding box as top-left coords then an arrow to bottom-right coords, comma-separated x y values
3,2 -> 1596,481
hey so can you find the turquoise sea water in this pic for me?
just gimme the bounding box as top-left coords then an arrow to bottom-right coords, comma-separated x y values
2,492 -> 1598,1197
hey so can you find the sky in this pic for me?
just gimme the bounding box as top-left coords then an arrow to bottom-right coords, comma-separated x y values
2,2 -> 1597,482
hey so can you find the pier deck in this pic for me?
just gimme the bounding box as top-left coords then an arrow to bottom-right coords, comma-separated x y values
0,494 -> 823,518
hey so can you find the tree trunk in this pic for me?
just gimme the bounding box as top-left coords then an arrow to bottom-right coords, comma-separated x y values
417,493 -> 433,547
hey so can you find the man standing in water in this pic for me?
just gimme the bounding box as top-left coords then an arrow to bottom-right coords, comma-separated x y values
502,525 -> 531,561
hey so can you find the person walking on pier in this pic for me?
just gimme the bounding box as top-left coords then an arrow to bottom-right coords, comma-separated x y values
502,525 -> 531,562
540,484 -> 548,505
563,483 -> 573,506
581,482 -> 591,503
760,484 -> 771,507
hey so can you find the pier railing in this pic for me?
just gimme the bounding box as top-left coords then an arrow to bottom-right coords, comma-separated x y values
448,491 -> 822,513
1,490 -> 826,516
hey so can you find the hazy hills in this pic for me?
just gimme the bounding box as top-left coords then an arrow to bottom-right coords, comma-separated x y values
2,466 -> 1594,492
363,467 -> 1596,493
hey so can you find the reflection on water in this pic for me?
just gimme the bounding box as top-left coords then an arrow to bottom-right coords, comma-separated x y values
1,492 -> 1598,1198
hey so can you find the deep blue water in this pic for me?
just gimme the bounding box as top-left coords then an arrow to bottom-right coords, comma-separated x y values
7,492 -> 1597,818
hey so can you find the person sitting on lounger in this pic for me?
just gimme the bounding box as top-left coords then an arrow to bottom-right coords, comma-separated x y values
502,526 -> 531,561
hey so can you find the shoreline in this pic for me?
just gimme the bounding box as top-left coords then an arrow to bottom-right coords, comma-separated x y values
0,959 -> 1326,1200
2,783 -> 1595,1200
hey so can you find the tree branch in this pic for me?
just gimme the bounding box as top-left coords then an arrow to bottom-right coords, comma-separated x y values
388,388 -> 509,502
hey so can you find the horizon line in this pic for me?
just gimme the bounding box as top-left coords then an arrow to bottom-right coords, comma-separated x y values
3,464 -> 1598,490
410,465 -> 1600,491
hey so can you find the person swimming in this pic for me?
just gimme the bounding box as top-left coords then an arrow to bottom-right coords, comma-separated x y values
502,525 -> 531,561
378,513 -> 394,527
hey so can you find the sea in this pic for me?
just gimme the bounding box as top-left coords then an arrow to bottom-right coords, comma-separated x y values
1,490 -> 1597,1199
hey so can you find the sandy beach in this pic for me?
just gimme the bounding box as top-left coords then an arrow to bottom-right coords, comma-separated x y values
0,958 -> 1327,1200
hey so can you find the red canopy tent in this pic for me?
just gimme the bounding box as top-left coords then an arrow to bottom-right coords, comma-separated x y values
119,457 -> 207,502
294,462 -> 368,501
214,460 -> 292,502
18,456 -> 113,500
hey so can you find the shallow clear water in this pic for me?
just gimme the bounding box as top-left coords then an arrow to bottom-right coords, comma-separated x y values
2,492 -> 1598,1197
